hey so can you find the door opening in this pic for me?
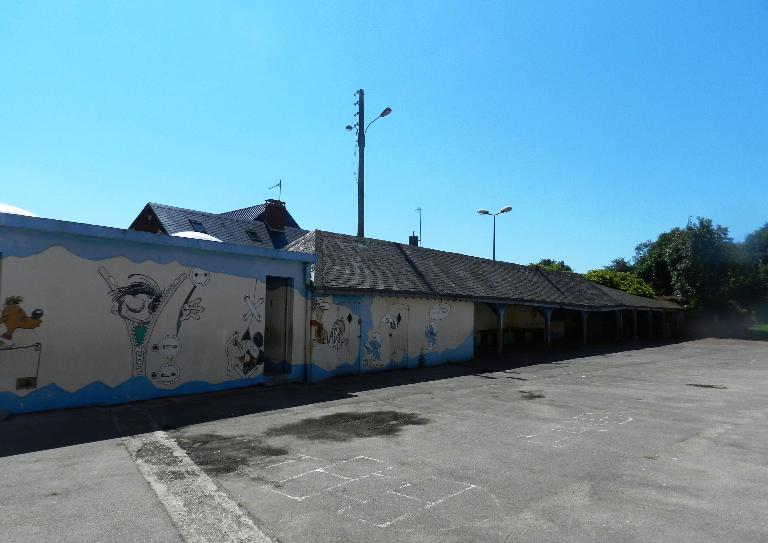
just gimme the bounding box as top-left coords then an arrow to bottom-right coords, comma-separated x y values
264,276 -> 294,375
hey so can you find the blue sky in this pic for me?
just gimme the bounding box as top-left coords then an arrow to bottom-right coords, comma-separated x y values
1,1 -> 766,272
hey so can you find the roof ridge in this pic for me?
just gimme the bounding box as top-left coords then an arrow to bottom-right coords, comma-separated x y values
393,242 -> 436,294
314,229 -> 538,270
535,268 -> 568,298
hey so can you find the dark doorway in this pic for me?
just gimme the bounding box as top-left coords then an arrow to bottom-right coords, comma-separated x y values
264,276 -> 294,375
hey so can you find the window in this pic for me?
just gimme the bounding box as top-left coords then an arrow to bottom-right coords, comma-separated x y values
189,220 -> 207,233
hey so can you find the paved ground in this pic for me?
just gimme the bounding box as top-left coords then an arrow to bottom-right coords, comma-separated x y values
2,338 -> 767,542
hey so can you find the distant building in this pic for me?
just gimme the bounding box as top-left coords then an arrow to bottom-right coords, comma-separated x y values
129,199 -> 305,250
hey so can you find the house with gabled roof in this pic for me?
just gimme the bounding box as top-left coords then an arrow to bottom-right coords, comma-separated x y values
129,198 -> 305,250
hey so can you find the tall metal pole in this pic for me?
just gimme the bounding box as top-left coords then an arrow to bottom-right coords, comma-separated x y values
416,207 -> 422,245
357,89 -> 365,237
493,214 -> 497,260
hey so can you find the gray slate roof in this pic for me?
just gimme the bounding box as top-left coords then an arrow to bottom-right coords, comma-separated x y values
219,203 -> 300,228
138,203 -> 307,250
285,230 -> 681,311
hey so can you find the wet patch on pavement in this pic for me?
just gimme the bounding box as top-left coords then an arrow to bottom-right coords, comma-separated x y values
264,411 -> 430,442
687,384 -> 727,389
173,433 -> 289,475
520,390 -> 546,400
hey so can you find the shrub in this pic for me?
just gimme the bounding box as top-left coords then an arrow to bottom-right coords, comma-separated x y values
585,269 -> 656,298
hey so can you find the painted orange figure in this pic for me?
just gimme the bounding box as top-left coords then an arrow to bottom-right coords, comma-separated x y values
0,296 -> 43,349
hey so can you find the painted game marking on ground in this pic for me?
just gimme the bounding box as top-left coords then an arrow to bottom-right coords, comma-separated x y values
257,453 -> 478,528
517,412 -> 634,448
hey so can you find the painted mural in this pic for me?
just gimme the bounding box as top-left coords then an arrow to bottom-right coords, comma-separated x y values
363,303 -> 409,369
0,296 -> 44,389
0,296 -> 43,349
225,280 -> 266,378
98,266 -> 211,385
0,216 -> 312,413
424,303 -> 450,353
311,295 -> 472,379
310,296 -> 361,376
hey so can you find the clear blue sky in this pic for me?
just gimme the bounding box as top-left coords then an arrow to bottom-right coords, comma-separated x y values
1,1 -> 766,271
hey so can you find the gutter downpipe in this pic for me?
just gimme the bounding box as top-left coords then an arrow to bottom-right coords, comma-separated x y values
304,263 -> 313,384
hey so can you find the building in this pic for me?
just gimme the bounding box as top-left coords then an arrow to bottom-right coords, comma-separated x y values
0,202 -> 682,414
128,199 -> 305,249
286,230 -> 681,380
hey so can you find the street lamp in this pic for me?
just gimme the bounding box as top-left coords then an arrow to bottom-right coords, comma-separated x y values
477,206 -> 512,260
346,89 -> 392,237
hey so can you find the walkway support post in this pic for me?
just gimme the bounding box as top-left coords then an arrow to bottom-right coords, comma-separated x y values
632,309 -> 638,340
615,310 -> 623,341
648,309 -> 654,339
493,304 -> 507,355
580,310 -> 589,345
542,307 -> 553,347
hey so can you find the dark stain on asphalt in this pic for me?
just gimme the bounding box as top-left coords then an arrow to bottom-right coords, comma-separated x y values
173,433 -> 288,475
264,411 -> 430,442
520,390 -> 546,400
687,384 -> 727,389
135,441 -> 182,466
507,376 -> 528,381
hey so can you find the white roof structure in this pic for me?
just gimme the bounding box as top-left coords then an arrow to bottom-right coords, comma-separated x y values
0,203 -> 37,217
171,230 -> 223,242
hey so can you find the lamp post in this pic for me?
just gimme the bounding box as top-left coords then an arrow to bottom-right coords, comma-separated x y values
477,206 -> 512,260
346,89 -> 392,237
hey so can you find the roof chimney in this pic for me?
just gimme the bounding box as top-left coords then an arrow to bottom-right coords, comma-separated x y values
264,199 -> 286,231
408,232 -> 419,246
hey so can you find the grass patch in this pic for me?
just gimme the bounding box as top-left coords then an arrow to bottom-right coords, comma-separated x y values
748,323 -> 768,333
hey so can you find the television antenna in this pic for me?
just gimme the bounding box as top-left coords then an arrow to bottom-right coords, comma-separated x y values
268,179 -> 283,201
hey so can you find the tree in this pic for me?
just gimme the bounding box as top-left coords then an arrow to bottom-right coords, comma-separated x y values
585,269 -> 656,298
606,257 -> 634,273
529,259 -> 573,272
633,217 -> 737,310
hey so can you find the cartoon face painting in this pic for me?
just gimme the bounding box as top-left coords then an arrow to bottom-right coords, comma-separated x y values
109,274 -> 162,324
226,329 -> 264,377
0,296 -> 43,349
189,267 -> 211,286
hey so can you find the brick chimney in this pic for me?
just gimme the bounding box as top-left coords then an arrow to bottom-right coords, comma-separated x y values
264,199 -> 286,231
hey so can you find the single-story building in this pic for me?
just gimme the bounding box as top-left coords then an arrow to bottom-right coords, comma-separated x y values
285,230 -> 682,379
0,203 -> 682,413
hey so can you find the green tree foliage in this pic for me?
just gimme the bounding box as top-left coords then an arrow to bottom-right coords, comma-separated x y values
633,217 -> 761,310
529,259 -> 573,272
585,269 -> 656,298
606,257 -> 634,273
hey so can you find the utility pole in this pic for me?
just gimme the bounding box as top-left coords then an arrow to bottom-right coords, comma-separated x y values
356,89 -> 365,237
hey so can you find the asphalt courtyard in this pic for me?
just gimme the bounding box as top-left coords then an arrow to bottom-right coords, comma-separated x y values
2,338 -> 767,542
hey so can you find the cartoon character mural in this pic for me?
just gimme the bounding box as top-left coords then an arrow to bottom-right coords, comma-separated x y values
311,296 -> 361,372
226,280 -> 266,378
310,298 -> 331,344
0,296 -> 44,389
99,266 -> 208,379
363,331 -> 382,367
329,316 -> 349,351
424,303 -> 450,352
0,296 -> 43,349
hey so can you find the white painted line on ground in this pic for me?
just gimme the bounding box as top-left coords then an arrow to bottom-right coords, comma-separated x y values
124,430 -> 274,543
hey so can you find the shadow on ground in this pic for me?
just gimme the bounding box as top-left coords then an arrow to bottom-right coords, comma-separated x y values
0,339 -> 686,457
